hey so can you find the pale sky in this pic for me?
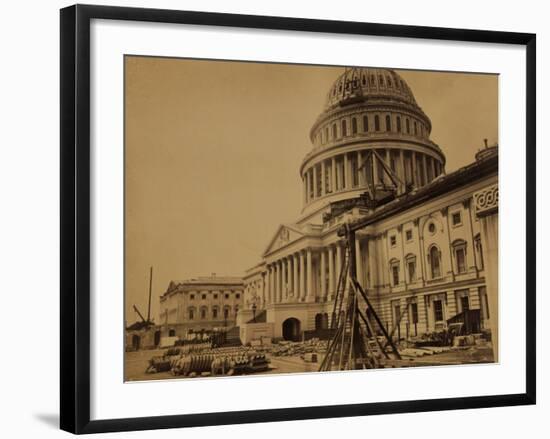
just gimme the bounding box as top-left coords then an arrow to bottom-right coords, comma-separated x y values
124,57 -> 498,324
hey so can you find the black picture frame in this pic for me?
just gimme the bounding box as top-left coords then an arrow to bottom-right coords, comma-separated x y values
60,4 -> 536,434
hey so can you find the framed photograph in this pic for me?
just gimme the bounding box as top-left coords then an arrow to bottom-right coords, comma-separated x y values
60,4 -> 536,434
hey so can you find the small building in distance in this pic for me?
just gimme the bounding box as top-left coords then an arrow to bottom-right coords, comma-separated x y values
158,275 -> 244,338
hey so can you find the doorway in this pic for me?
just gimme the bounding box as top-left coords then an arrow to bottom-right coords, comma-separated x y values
282,317 -> 301,341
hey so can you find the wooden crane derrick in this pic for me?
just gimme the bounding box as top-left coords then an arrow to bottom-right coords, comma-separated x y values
319,224 -> 402,372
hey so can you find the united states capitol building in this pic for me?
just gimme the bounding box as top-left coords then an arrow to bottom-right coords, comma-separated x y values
237,67 -> 498,349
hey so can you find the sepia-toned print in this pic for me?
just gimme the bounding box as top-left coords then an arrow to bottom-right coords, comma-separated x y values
124,57 -> 498,381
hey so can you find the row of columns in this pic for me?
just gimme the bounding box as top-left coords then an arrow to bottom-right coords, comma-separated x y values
303,149 -> 443,204
262,242 -> 354,306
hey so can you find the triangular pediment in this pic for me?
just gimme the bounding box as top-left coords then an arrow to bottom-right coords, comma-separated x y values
263,224 -> 304,256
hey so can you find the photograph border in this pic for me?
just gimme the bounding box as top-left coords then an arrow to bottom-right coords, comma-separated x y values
60,4 -> 536,434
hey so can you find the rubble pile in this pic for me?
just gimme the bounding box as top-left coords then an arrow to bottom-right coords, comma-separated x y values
270,338 -> 328,358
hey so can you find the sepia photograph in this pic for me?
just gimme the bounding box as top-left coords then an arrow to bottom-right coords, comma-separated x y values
124,56 -> 499,382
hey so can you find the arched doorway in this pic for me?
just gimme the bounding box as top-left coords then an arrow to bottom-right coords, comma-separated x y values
282,318 -> 301,341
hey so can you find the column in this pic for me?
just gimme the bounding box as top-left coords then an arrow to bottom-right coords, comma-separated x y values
372,150 -> 379,186
273,263 -> 278,304
336,243 -> 342,285
320,249 -> 327,300
422,154 -> 428,185
355,238 -> 363,287
321,161 -> 325,196
306,249 -> 314,302
357,151 -> 363,186
343,153 -> 349,189
399,149 -> 406,188
278,261 -> 283,304
293,253 -> 299,302
303,174 -> 307,204
328,245 -> 334,298
267,265 -> 273,304
300,251 -> 307,301
332,157 -> 337,192
430,156 -> 436,181
411,151 -> 418,187
311,167 -> 317,200
385,149 -> 391,184
282,258 -> 287,302
261,272 -> 266,307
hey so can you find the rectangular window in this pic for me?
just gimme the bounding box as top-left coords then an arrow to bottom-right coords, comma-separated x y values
189,294 -> 195,300
410,303 -> 419,324
460,295 -> 470,312
405,230 -> 413,241
392,265 -> 399,286
390,235 -> 397,247
201,294 -> 206,300
452,211 -> 462,226
433,299 -> 444,321
407,260 -> 416,282
393,303 -> 401,326
456,248 -> 466,273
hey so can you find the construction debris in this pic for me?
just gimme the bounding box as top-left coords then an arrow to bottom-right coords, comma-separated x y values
146,345 -> 269,377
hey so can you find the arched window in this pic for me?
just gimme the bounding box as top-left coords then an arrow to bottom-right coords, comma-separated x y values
188,307 -> 195,320
363,115 -> 369,132
212,306 -> 219,319
414,121 -> 418,135
341,119 -> 347,137
396,116 -> 401,132
385,115 -> 392,132
370,75 -> 375,86
374,115 -> 380,131
200,307 -> 208,320
351,117 -> 357,135
452,239 -> 468,274
378,75 -> 384,86
223,306 -> 230,319
362,75 -> 366,85
387,76 -> 392,87
406,118 -> 410,134
332,123 -> 337,139
429,246 -> 441,279
325,127 -> 329,143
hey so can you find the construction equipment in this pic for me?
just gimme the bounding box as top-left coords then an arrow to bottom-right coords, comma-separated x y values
319,225 -> 402,372
127,266 -> 155,331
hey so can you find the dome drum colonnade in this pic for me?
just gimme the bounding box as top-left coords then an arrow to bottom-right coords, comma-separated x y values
300,68 -> 446,212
